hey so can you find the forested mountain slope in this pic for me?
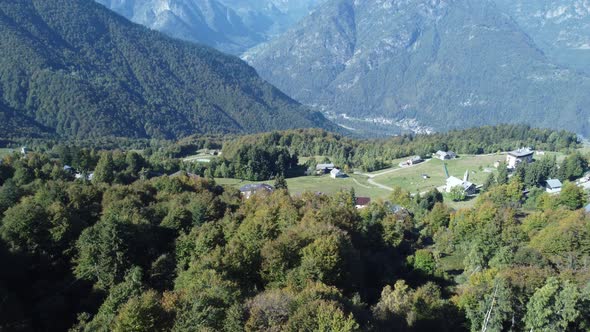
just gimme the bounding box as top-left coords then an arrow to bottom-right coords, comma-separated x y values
247,0 -> 590,136
0,0 -> 336,139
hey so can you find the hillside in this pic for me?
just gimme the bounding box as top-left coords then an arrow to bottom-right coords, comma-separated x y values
0,0 -> 336,139
493,0 -> 590,74
1,127 -> 589,331
95,0 -> 324,55
0,102 -> 54,139
246,0 -> 590,136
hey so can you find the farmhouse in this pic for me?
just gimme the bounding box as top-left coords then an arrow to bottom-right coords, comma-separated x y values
316,163 -> 335,175
435,150 -> 457,160
410,156 -> 423,165
506,148 -> 534,169
545,179 -> 563,194
330,168 -> 346,179
240,183 -> 274,199
446,176 -> 476,195
355,197 -> 371,209
399,156 -> 423,167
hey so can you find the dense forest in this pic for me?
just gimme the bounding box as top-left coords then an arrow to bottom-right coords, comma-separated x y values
0,125 -> 589,331
0,0 -> 336,139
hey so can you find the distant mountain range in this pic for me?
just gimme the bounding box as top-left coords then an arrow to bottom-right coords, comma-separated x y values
0,0 -> 336,139
493,0 -> 590,74
95,0 -> 323,55
246,0 -> 590,136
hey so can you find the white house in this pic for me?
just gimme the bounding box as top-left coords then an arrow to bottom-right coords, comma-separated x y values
506,148 -> 534,169
546,179 -> 563,194
316,163 -> 335,175
240,183 -> 275,199
330,168 -> 346,179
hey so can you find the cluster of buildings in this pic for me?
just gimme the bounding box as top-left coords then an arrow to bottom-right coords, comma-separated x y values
504,147 -> 565,193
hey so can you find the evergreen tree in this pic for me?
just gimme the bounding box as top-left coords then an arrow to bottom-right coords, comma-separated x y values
524,278 -> 582,331
93,152 -> 115,184
482,173 -> 496,192
274,174 -> 288,190
497,162 -> 509,185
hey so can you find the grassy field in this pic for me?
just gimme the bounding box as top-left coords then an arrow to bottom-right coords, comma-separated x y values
376,154 -> 504,194
182,149 -> 221,163
214,148 -> 585,209
215,173 -> 392,200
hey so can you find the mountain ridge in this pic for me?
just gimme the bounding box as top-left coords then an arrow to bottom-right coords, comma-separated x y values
493,0 -> 590,74
95,0 -> 324,55
0,0 -> 338,139
246,0 -> 590,136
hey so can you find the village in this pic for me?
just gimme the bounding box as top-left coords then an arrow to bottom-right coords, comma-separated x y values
5,144 -> 589,211
214,146 -> 590,210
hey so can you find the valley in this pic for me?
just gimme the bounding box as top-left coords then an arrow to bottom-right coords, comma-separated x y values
246,0 -> 590,136
2,0 -> 590,331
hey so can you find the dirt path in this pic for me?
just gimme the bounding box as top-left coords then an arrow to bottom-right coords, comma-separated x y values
355,159 -> 433,191
351,178 -> 372,189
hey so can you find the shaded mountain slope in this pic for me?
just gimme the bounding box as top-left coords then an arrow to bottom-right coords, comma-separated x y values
0,0 -> 336,139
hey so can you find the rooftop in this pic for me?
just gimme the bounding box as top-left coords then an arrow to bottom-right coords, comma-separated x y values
355,197 -> 371,206
240,183 -> 274,192
447,176 -> 474,190
546,179 -> 563,188
508,148 -> 534,158
331,168 -> 344,175
316,163 -> 335,170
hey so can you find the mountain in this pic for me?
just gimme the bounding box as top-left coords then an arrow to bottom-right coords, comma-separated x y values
95,0 -> 324,55
0,0 -> 337,139
219,0 -> 324,38
0,102 -> 54,139
94,0 -> 264,55
493,0 -> 590,74
246,0 -> 590,136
